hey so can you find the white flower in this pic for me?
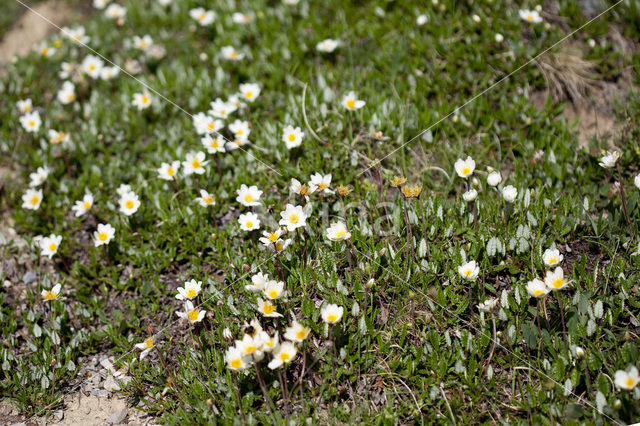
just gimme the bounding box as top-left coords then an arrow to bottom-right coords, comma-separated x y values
132,35 -> 153,50
279,204 -> 307,232
201,134 -> 226,154
238,212 -> 260,231
195,189 -> 216,207
342,91 -> 365,110
477,298 -> 498,313
175,279 -> 202,300
472,14 -> 481,23
282,125 -> 304,149
105,3 -> 126,19
222,327 -> 233,340
416,14 -> 428,25
454,156 -> 475,178
310,173 -> 333,194
29,166 -> 50,187
226,346 -> 251,371
462,189 -> 478,202
81,55 -> 104,79
228,119 -> 251,139
40,234 -> 62,258
41,283 -> 62,301
93,223 -> 115,247
221,45 -> 244,61
259,331 -> 279,353
526,278 -> 549,298
64,26 -> 90,44
119,191 -> 141,216
182,151 -> 208,175
232,12 -> 253,24
238,83 -> 260,102
93,0 -> 109,9
268,342 -> 297,370
190,8 -> 216,26
259,229 -> 283,248
316,38 -> 340,52
598,151 -> 620,169
236,184 -> 262,207
20,112 -> 41,133
284,320 -> 310,343
208,98 -> 237,120
48,129 -> 70,145
35,42 -> 56,58
321,303 -> 344,324
225,137 -> 249,151
57,81 -> 76,104
290,178 -> 316,199
116,184 -> 132,196
502,185 -> 518,203
519,9 -> 542,23
193,113 -> 224,135
22,188 -> 43,210
100,66 -> 120,80
545,267 -> 569,291
72,193 -> 94,217
494,33 -> 504,42
257,298 -> 282,317
132,93 -> 152,110
135,336 -> 155,360
542,248 -> 563,267
157,161 -> 180,180
263,280 -> 285,300
487,170 -> 502,187
158,0 -> 172,6
270,238 -> 292,253
176,301 -> 206,323
458,260 -> 479,281
17,99 -> 33,113
246,272 -> 269,292
326,221 -> 351,241
614,366 -> 639,390
635,174 -> 640,190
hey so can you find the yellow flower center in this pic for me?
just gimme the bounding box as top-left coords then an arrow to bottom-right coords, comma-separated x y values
98,232 -> 108,241
245,92 -> 253,99
125,200 -> 134,209
296,330 -> 307,340
269,290 -> 279,299
534,289 -> 544,297
167,167 -> 175,176
263,302 -> 275,314
464,270 -> 472,276
289,214 -> 299,224
89,65 -> 95,71
268,233 -> 278,242
245,221 -> 253,228
44,291 -> 56,300
245,345 -> 256,354
83,201 -> 90,209
626,377 -> 635,387
28,121 -> 35,127
140,41 -> 148,48
192,159 -> 200,168
236,129 -> 243,135
244,194 -> 254,203
198,13 -> 206,21
462,167 -> 470,176
335,230 -> 346,238
346,99 -> 355,109
207,123 -> 214,130
30,196 -> 39,205
42,48 -> 48,55
24,105 -> 31,111
204,196 -> 214,204
231,358 -> 242,369
280,352 -> 290,361
141,96 -> 149,104
187,288 -> 197,298
327,314 -> 337,322
318,182 -> 327,189
548,257 -> 557,265
266,340 -> 274,348
527,15 -> 533,21
68,94 -> 76,101
288,133 -> 296,142
553,279 -> 564,289
210,140 -> 219,148
49,243 -> 57,251
230,51 -> 238,58
188,310 -> 199,321
275,241 -> 283,251
144,337 -> 153,348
